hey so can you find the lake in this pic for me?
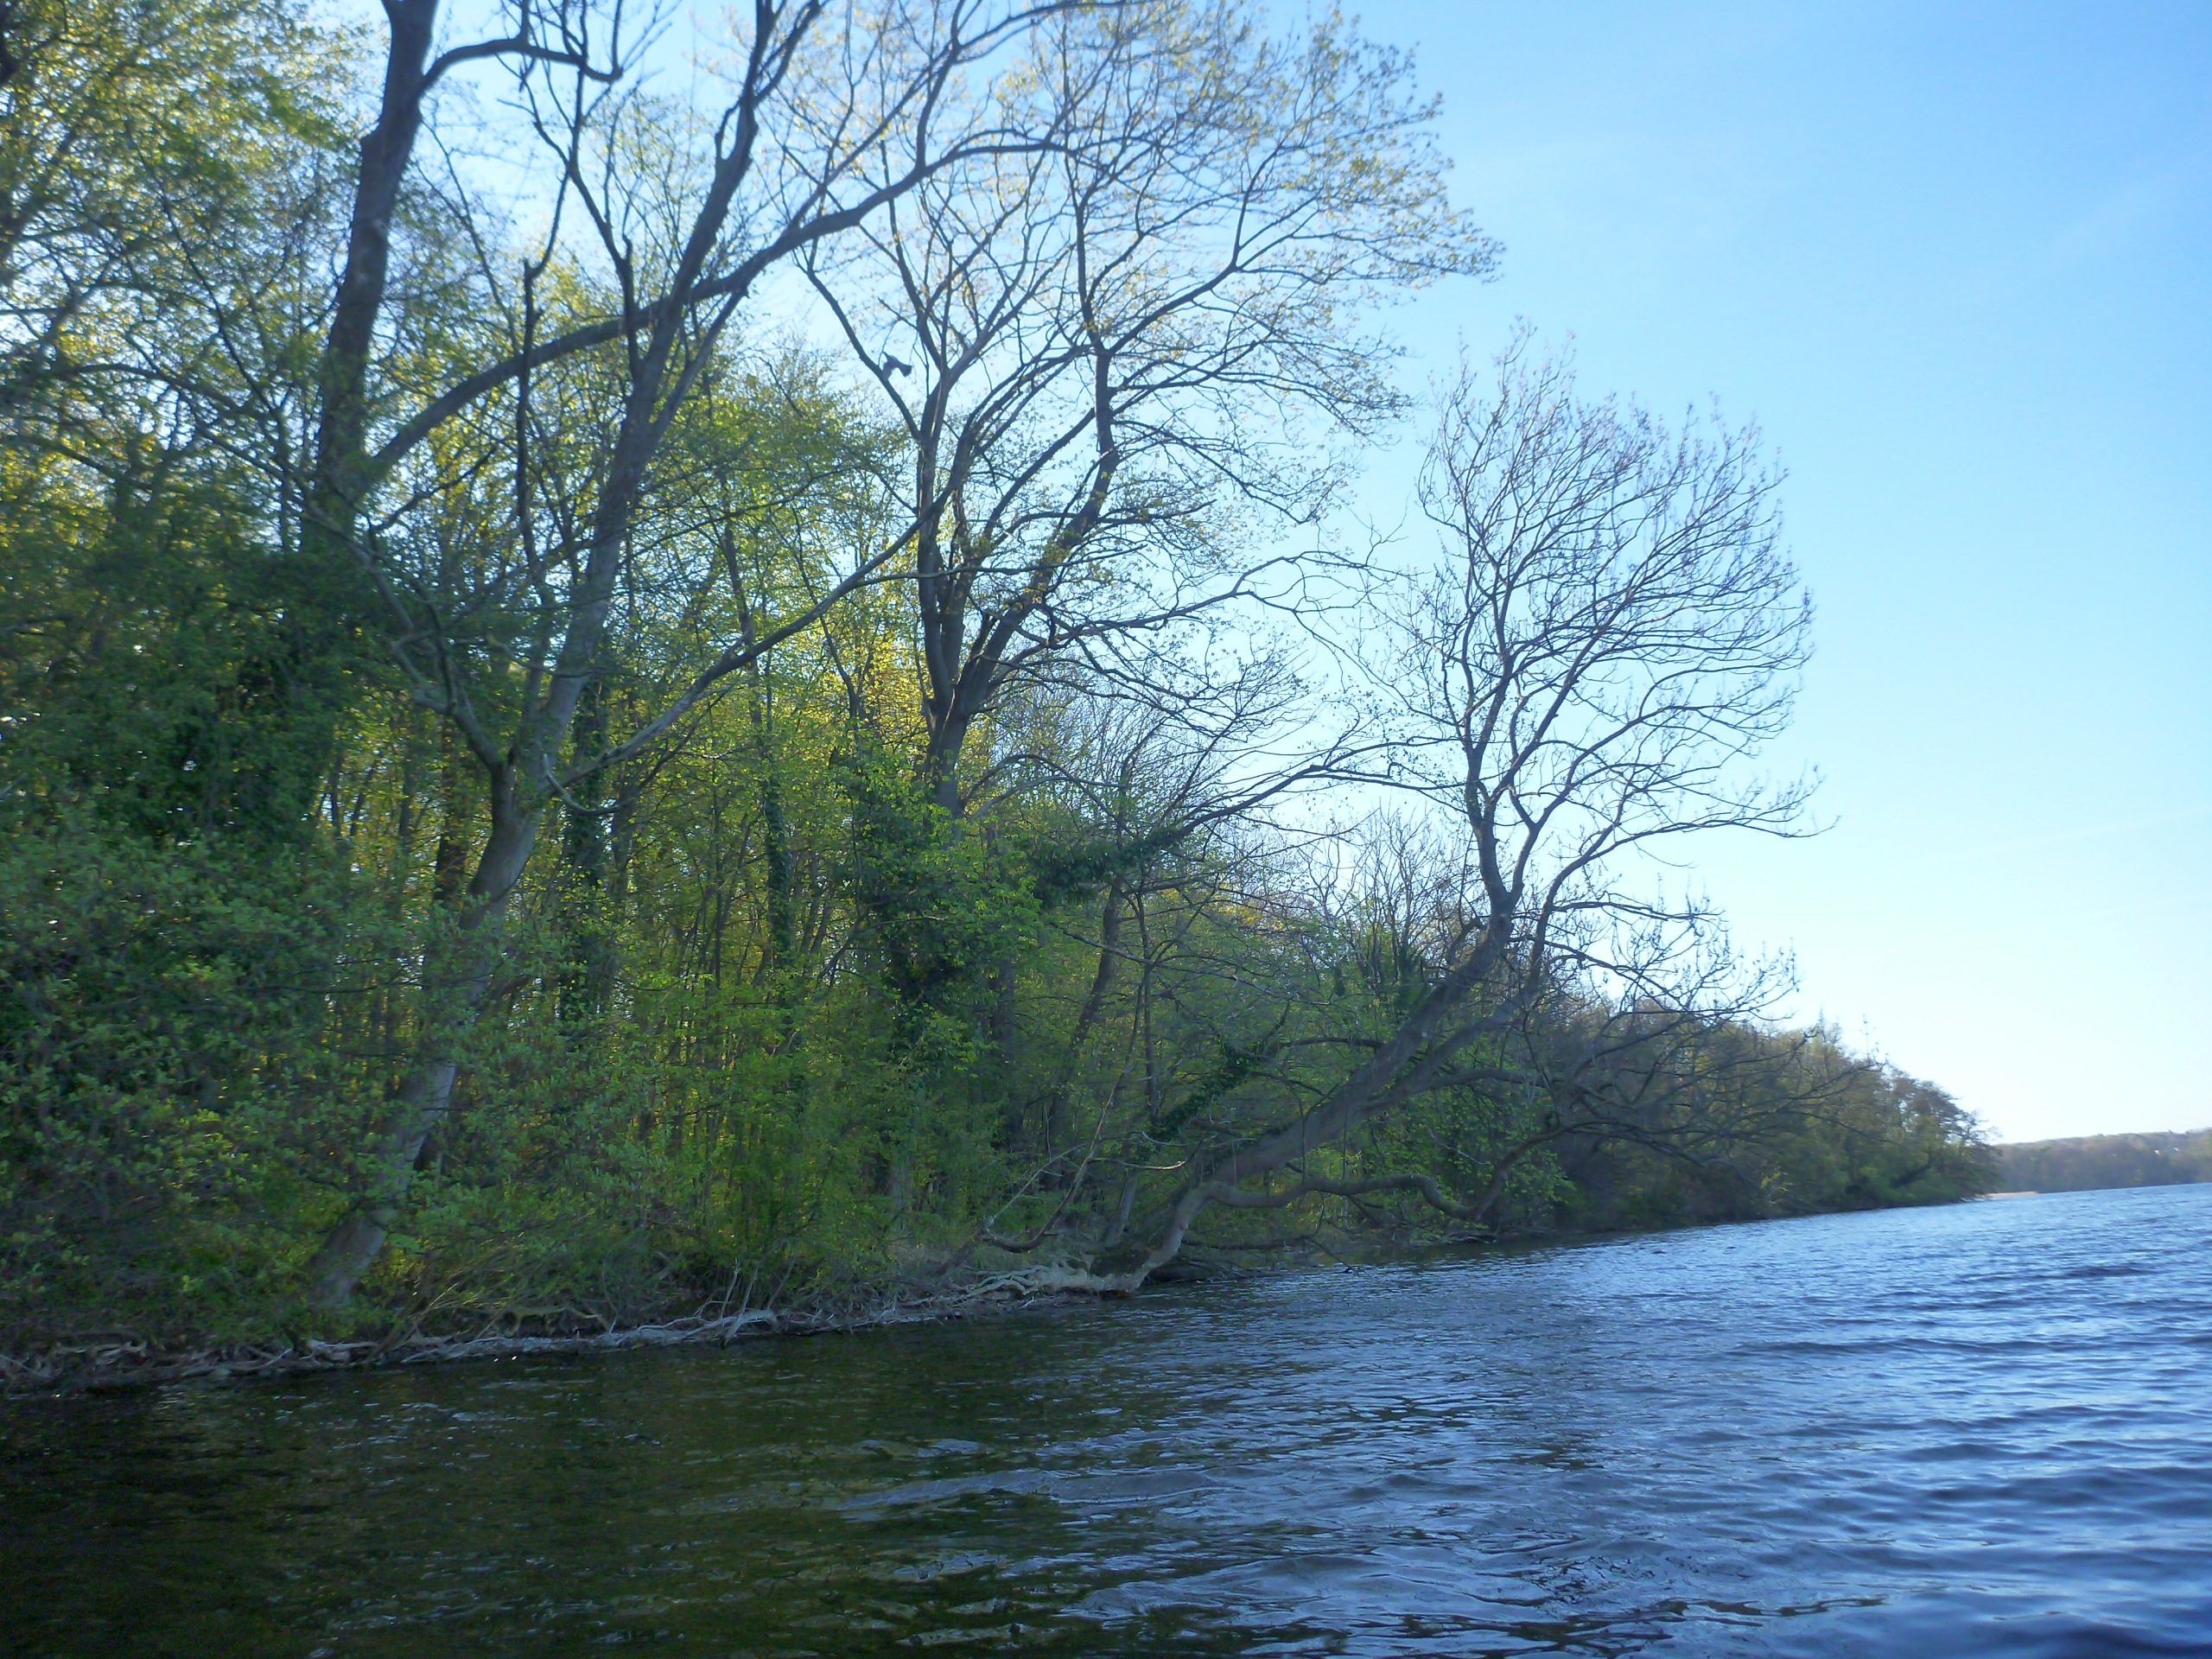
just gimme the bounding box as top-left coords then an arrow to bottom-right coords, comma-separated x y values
3,1184 -> 2208,1656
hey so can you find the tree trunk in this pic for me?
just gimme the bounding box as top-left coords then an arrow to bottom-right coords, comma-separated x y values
748,666 -> 795,982
1039,880 -> 1122,1152
304,772 -> 540,1306
923,710 -> 970,817
1114,919 -> 1514,1286
558,675 -> 612,1027
305,0 -> 436,560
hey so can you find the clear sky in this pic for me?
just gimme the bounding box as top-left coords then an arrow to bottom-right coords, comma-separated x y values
1337,1 -> 2211,1141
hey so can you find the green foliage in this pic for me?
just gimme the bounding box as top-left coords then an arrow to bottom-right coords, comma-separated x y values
842,748 -> 1042,1016
1358,1077 -> 1577,1235
1997,1131 -> 2212,1194
0,810 -> 388,1342
1559,1043 -> 1997,1234
2,467 -> 364,842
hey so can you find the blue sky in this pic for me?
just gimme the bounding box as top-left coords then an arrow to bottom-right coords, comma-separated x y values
1340,1 -> 2210,1141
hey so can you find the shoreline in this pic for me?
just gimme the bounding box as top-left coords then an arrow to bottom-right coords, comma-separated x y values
8,1193 -> 2040,1400
0,1267 -> 1129,1400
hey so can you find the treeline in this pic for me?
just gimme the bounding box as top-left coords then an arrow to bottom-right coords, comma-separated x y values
1560,1059 -> 1991,1232
0,0 -> 1987,1358
1996,1132 -> 2212,1196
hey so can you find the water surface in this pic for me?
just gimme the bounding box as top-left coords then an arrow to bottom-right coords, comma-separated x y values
5,1185 -> 2209,1656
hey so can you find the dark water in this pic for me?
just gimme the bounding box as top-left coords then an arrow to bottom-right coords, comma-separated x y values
4,1185 -> 2210,1658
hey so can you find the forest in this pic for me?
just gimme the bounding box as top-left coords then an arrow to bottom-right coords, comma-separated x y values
1996,1132 -> 2212,1195
0,0 -> 1993,1372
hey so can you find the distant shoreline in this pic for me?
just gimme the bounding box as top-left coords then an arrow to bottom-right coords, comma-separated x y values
1992,1128 -> 2211,1198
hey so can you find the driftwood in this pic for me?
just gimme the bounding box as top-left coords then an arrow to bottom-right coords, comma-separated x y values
2,1267 -> 1126,1398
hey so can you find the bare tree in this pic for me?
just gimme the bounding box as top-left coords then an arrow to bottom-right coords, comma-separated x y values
1105,334 -> 1814,1283
806,1 -> 1496,817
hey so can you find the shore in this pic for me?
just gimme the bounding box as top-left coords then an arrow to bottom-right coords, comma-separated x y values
0,1267 -> 1128,1398
6,1198 -> 1995,1398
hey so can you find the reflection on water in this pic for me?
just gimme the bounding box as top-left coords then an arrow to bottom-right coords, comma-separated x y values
4,1185 -> 2209,1657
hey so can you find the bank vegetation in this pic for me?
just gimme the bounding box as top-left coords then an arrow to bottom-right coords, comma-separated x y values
0,0 -> 1991,1382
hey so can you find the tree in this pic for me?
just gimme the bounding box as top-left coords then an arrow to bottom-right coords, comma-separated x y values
810,3 -> 1494,818
1106,335 -> 1814,1281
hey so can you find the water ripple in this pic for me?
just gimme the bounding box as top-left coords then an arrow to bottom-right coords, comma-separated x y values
3,1185 -> 2210,1656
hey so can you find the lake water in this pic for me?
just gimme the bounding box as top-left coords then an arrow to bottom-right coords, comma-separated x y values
3,1185 -> 2209,1657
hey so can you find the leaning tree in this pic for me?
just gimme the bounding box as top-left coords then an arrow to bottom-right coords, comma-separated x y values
1103,336 -> 1815,1281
